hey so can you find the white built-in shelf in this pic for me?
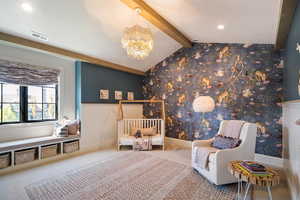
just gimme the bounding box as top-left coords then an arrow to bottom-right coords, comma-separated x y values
0,135 -> 80,169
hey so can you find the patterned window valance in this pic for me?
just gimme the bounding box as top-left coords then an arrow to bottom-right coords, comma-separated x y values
0,59 -> 61,86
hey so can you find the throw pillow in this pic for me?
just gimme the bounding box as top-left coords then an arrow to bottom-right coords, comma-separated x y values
68,120 -> 80,135
141,127 -> 157,136
130,127 -> 157,136
55,125 -> 69,137
211,135 -> 241,150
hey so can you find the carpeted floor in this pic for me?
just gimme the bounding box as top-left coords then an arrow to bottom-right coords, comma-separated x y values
25,152 -> 236,200
0,149 -> 290,200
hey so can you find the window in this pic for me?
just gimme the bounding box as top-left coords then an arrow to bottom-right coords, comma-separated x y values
27,85 -> 57,121
0,84 -> 20,123
0,83 -> 57,125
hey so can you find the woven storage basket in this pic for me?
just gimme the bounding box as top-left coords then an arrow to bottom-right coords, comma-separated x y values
15,148 -> 37,165
63,140 -> 79,153
41,144 -> 58,159
0,153 -> 11,169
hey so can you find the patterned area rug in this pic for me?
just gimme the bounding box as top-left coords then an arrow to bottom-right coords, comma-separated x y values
25,153 -> 237,200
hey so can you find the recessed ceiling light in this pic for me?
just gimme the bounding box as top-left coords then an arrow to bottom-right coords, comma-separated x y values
21,2 -> 33,13
217,25 -> 225,30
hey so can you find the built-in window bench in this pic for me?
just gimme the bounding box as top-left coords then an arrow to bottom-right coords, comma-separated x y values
0,135 -> 80,170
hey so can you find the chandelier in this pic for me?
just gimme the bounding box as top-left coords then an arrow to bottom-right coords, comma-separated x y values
121,8 -> 153,60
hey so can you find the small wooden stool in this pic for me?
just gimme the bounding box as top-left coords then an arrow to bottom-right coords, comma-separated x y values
228,161 -> 280,200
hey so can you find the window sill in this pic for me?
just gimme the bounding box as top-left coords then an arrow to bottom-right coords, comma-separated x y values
0,121 -> 57,129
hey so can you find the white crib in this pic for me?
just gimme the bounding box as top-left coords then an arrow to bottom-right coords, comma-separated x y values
117,119 -> 165,150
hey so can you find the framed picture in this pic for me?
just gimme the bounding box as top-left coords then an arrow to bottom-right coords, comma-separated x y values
115,91 -> 122,100
99,89 -> 109,100
127,92 -> 134,100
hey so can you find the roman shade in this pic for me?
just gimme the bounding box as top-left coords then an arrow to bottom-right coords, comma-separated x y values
0,59 -> 60,86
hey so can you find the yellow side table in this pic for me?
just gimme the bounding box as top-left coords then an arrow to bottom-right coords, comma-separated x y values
228,160 -> 280,200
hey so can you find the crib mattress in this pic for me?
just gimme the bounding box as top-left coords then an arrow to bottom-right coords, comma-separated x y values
119,135 -> 163,146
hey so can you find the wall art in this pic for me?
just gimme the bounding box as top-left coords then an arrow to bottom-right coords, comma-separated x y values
115,91 -> 123,100
99,89 -> 109,100
128,92 -> 134,100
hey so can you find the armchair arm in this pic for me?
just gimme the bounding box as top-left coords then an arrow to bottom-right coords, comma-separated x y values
192,138 -> 214,149
215,144 -> 254,164
215,146 -> 241,157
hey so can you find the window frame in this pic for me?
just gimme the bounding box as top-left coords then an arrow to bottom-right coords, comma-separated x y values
0,83 -> 58,125
0,83 -> 22,125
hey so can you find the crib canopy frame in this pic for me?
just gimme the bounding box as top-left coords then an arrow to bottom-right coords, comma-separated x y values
118,100 -> 165,120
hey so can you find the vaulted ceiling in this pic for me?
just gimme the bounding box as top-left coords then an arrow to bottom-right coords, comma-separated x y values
0,0 -> 282,72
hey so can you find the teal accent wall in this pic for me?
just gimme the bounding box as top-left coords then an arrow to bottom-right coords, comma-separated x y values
75,61 -> 144,107
284,1 -> 300,101
75,61 -> 82,119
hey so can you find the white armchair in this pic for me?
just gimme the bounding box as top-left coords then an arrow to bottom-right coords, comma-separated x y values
192,120 -> 257,185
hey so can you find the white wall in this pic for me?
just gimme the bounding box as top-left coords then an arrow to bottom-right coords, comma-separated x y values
0,42 -> 75,142
80,104 -> 143,150
0,42 -> 144,153
283,102 -> 300,200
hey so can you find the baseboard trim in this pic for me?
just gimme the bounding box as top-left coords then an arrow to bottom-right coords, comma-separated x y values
165,137 -> 192,149
282,99 -> 300,104
254,153 -> 284,168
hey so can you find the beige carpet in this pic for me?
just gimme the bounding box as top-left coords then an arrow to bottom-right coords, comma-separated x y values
25,152 -> 236,200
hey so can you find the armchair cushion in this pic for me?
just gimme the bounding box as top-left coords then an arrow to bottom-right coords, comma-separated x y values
211,135 -> 241,149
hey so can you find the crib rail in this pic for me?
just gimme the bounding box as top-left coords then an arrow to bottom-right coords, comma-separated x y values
118,119 -> 165,137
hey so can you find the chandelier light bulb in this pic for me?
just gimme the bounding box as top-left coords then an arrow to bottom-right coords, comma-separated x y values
121,8 -> 154,60
21,2 -> 33,13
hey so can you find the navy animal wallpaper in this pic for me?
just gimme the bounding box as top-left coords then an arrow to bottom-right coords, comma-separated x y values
143,43 -> 283,157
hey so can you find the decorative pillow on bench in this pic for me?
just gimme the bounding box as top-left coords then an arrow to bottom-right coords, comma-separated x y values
131,127 -> 157,136
211,135 -> 241,149
68,120 -> 81,135
55,120 -> 81,137
55,124 -> 68,137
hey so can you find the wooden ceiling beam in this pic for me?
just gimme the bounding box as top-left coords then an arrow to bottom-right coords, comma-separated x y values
275,0 -> 298,49
0,32 -> 145,76
120,0 -> 192,48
